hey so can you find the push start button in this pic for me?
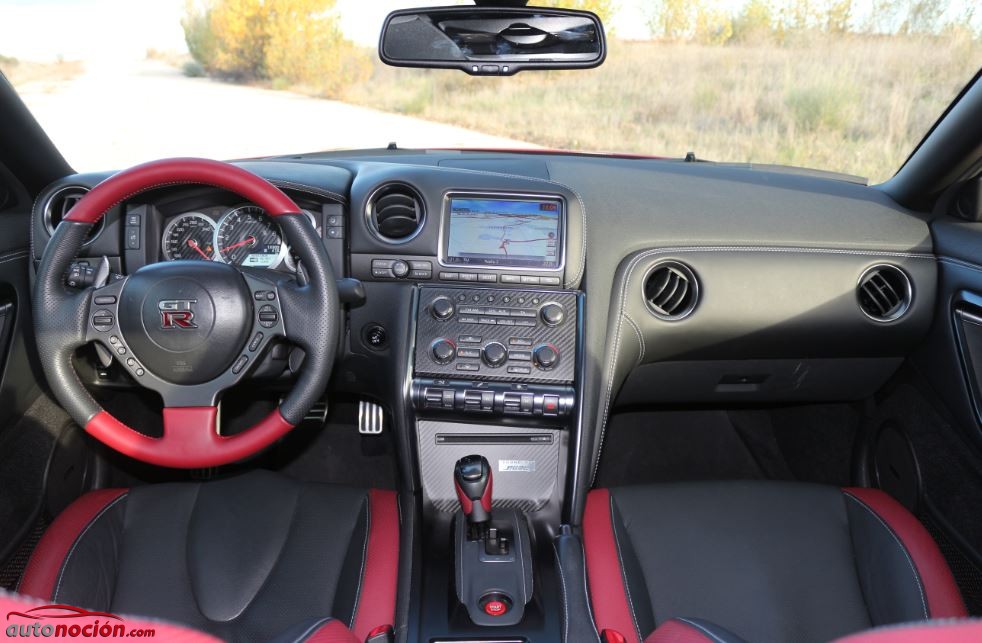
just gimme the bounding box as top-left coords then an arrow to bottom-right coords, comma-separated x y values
480,593 -> 512,617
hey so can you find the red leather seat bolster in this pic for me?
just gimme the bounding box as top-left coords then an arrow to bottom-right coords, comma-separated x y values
18,489 -> 128,600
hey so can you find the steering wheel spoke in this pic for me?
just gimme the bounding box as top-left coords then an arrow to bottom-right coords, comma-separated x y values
83,276 -> 129,346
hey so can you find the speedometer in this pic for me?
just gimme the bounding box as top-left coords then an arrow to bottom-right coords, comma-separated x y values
214,205 -> 286,268
162,213 -> 216,261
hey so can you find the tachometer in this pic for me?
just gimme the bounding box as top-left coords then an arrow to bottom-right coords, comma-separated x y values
162,213 -> 216,261
215,205 -> 286,268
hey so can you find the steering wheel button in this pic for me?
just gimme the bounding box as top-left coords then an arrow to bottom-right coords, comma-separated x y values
116,346 -> 126,355
135,368 -> 145,377
254,291 -> 266,300
232,355 -> 249,374
109,336 -> 119,345
248,332 -> 264,352
126,358 -> 136,367
94,295 -> 117,305
265,291 -> 276,301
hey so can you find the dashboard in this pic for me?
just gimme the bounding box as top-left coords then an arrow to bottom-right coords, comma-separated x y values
28,151 -> 938,466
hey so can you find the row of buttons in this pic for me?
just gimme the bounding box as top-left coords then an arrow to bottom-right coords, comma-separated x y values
421,387 -> 563,416
439,272 -> 561,286
460,317 -> 535,327
125,212 -> 141,250
372,259 -> 433,280
458,336 -> 534,347
108,336 -> 145,376
324,211 -> 344,240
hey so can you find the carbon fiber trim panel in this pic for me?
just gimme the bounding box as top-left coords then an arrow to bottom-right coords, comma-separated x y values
414,286 -> 577,384
417,421 -> 561,515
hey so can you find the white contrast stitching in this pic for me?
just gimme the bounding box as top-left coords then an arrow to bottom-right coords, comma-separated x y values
609,495 -> 643,642
348,495 -> 371,629
623,314 -> 645,365
590,245 -> 936,486
677,617 -> 728,643
552,541 -> 570,643
53,493 -> 128,602
843,492 -> 929,620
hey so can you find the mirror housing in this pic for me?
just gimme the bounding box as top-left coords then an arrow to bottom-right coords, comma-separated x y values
379,6 -> 606,76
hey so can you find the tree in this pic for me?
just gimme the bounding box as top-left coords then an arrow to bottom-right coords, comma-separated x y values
648,0 -> 693,40
535,0 -> 617,25
731,0 -> 775,42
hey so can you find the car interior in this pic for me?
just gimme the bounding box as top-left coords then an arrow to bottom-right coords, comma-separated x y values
1,2 -> 982,643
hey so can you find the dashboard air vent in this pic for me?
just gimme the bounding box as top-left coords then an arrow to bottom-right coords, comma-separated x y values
43,186 -> 102,244
857,264 -> 912,322
643,261 -> 699,320
367,183 -> 424,243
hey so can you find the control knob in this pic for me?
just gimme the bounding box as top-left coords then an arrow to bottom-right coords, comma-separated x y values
431,296 -> 455,320
533,343 -> 559,370
431,338 -> 456,365
482,342 -> 508,368
391,260 -> 410,278
540,303 -> 565,327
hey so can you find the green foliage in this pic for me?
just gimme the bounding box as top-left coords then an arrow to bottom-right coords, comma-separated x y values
182,60 -> 205,77
785,84 -> 852,131
731,0 -> 775,42
181,0 -> 370,95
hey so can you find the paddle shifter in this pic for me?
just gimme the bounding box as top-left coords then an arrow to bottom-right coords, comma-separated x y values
454,454 -> 493,524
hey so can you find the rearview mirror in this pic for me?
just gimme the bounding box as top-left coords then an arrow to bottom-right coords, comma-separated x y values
379,6 -> 606,76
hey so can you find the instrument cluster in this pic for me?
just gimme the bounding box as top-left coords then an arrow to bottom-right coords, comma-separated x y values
161,205 -> 316,271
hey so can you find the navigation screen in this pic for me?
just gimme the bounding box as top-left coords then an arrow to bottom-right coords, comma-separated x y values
444,197 -> 563,270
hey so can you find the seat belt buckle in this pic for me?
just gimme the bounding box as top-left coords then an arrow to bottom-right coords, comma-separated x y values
600,629 -> 627,643
366,624 -> 394,643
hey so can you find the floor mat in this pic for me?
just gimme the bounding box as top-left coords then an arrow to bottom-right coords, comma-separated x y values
269,400 -> 398,490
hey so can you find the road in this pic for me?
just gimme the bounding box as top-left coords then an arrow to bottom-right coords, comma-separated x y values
14,59 -> 538,172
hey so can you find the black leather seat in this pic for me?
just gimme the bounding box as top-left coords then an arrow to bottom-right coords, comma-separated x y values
17,470 -> 399,643
584,481 -> 967,643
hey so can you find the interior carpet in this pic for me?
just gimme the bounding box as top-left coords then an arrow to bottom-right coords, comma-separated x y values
595,405 -> 859,488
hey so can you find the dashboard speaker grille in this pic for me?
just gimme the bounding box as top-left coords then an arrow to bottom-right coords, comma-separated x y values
43,186 -> 102,244
857,264 -> 912,322
643,261 -> 699,320
367,183 -> 424,242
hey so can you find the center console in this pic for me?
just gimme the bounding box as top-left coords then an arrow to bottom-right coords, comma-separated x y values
350,183 -> 583,642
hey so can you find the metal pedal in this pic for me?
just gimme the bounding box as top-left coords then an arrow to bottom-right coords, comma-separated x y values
358,400 -> 385,435
304,401 -> 328,423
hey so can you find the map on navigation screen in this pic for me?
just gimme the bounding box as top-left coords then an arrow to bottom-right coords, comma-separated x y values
445,198 -> 562,269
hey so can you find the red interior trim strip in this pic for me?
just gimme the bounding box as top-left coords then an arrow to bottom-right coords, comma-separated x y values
18,489 -> 128,600
64,158 -> 300,224
305,618 -> 360,643
584,489 -> 641,643
351,489 -> 400,641
844,487 -> 967,618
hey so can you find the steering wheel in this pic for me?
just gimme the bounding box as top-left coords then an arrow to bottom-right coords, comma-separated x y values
33,158 -> 340,468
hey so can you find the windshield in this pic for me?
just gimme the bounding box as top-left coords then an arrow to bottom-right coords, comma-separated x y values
1,0 -> 979,182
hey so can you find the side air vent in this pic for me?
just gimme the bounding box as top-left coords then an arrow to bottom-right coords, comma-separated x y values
643,261 -> 699,320
43,186 -> 102,244
366,183 -> 425,243
857,264 -> 912,322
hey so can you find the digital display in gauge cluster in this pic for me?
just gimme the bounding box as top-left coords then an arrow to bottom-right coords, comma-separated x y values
160,205 -> 316,270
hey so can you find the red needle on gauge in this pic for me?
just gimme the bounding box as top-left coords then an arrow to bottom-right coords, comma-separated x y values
187,239 -> 211,260
220,236 -> 256,253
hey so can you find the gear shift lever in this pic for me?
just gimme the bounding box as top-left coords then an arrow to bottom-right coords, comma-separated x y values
454,454 -> 493,524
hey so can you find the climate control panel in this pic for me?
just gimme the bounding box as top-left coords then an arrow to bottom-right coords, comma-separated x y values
414,286 -> 577,384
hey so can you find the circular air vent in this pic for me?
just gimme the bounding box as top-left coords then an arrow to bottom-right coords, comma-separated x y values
43,186 -> 102,244
366,183 -> 425,243
642,260 -> 699,320
857,264 -> 912,322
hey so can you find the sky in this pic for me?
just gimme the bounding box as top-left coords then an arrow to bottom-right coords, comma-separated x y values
0,0 -> 976,62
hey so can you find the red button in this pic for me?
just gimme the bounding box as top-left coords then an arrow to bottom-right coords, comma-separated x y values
483,600 -> 507,616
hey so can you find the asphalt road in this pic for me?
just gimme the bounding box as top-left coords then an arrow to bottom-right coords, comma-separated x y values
14,59 -> 537,172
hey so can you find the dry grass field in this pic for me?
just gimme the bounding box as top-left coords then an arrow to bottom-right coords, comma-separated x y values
345,34 -> 981,182
0,56 -> 83,87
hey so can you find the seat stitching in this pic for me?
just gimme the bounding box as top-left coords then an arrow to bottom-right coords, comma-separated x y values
676,617 -> 728,643
843,492 -> 929,620
580,535 -> 600,641
552,540 -> 569,643
291,616 -> 336,642
53,493 -> 128,602
609,495 -> 644,642
347,495 -> 371,629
